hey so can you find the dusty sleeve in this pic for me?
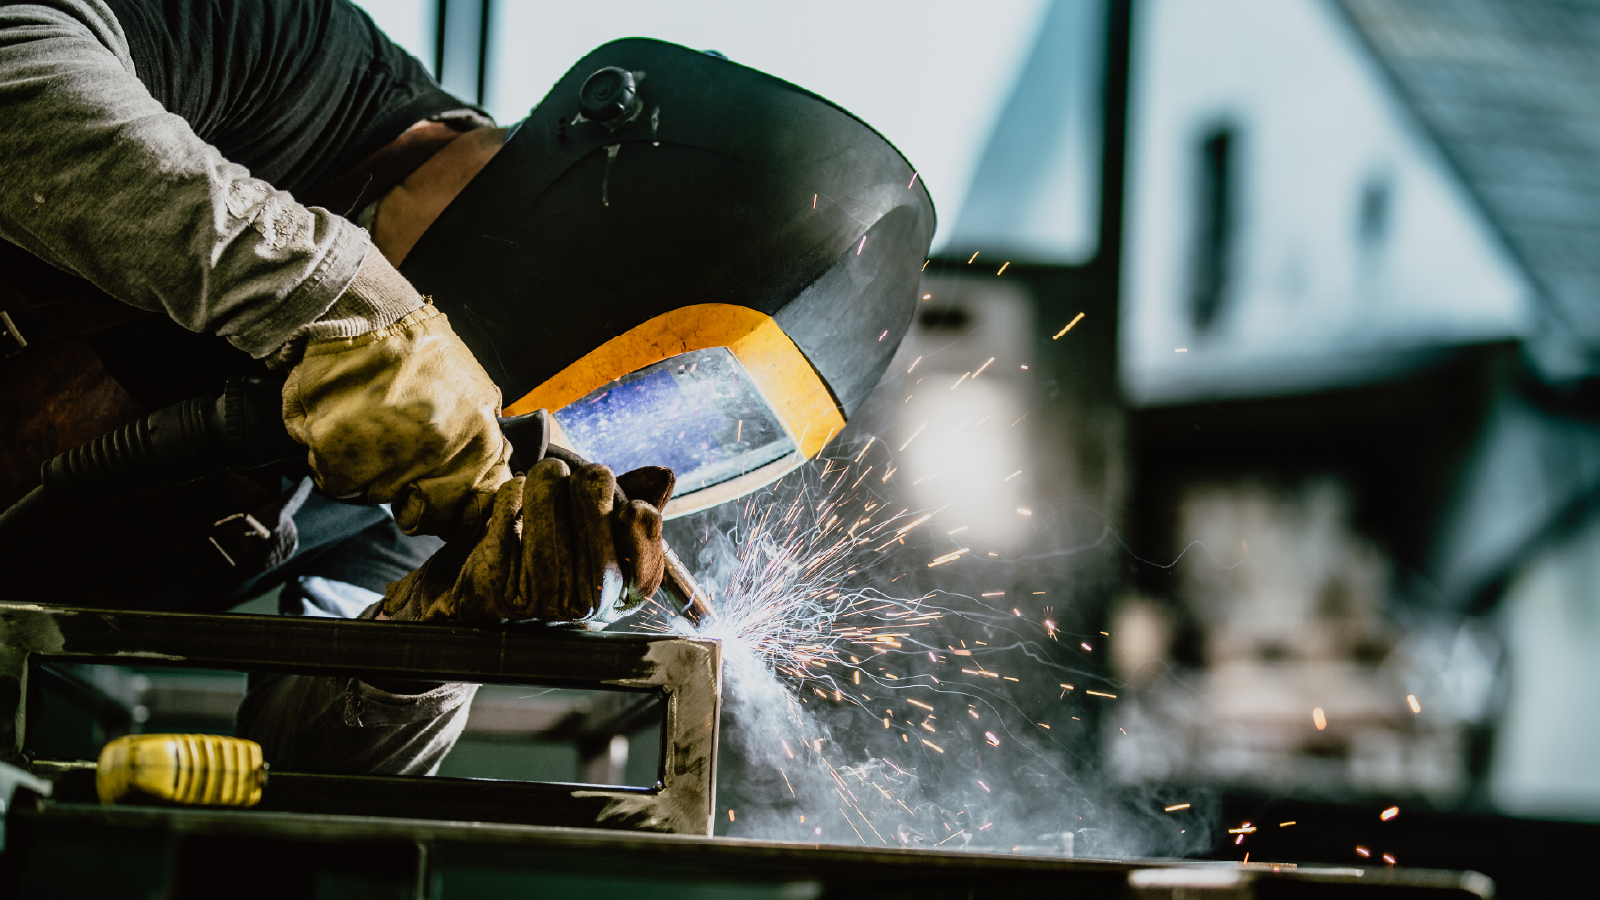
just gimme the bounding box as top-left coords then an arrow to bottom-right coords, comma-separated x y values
0,1 -> 370,357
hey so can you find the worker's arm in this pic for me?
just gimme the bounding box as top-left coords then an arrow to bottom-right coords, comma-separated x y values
0,0 -> 384,357
1,2 -> 510,539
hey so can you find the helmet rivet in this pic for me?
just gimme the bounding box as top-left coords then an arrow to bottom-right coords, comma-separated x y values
579,67 -> 638,123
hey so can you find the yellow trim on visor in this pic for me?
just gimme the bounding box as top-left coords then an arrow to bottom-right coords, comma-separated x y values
503,304 -> 845,514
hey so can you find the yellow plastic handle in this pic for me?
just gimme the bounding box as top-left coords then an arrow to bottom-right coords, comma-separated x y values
96,734 -> 266,807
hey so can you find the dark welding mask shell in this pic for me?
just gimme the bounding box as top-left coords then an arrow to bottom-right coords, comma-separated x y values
399,38 -> 936,514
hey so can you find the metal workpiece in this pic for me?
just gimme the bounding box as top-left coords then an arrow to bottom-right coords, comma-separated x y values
0,603 -> 721,835
8,803 -> 1494,900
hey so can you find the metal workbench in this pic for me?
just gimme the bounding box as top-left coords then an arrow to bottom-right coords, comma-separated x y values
4,801 -> 1494,900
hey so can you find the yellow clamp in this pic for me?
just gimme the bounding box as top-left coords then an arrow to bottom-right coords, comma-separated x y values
96,734 -> 266,807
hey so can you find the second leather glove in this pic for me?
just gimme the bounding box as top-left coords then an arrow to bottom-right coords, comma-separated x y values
381,458 -> 674,627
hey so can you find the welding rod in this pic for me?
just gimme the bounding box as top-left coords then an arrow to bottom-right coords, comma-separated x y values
660,543 -> 716,626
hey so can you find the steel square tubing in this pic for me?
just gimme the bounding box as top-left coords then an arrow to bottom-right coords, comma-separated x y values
0,603 -> 720,835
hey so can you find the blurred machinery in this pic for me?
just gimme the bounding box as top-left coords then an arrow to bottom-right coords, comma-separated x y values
1108,479 -> 1498,801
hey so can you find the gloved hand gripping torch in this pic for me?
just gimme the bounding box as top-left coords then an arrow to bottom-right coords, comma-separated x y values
0,379 -> 711,626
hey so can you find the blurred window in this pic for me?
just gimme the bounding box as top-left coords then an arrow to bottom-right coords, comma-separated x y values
1187,125 -> 1237,333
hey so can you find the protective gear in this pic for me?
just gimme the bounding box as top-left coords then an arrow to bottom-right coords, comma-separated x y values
400,38 -> 936,517
282,300 -> 511,543
380,451 -> 673,627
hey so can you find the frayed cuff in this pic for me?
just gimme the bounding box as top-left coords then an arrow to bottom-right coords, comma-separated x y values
265,246 -> 426,370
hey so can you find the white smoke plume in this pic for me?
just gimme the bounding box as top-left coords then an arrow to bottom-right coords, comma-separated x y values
652,441 -> 1218,858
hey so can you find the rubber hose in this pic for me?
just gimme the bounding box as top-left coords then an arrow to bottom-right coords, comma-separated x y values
42,395 -> 225,499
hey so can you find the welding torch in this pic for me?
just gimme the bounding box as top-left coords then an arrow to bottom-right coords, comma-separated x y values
0,378 -> 713,626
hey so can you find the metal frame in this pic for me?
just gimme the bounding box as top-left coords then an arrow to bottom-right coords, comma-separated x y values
0,602 -> 720,835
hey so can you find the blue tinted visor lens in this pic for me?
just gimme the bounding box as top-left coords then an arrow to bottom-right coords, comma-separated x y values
553,348 -> 799,498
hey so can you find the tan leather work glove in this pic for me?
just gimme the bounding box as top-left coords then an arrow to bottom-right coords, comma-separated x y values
381,451 -> 673,627
281,256 -> 511,542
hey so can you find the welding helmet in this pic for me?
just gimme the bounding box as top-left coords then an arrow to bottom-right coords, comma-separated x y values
399,38 -> 935,516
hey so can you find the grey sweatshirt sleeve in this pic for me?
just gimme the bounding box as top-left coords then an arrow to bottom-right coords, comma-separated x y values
0,0 -> 370,357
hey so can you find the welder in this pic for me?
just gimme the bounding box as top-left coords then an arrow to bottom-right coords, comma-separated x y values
0,1 -> 933,776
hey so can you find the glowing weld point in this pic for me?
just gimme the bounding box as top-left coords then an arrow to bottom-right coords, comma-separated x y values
997,262 -> 1010,276
857,236 -> 867,256
968,252 -> 980,264
1356,846 -> 1370,858
1383,854 -> 1396,865
908,172 -> 919,189
729,810 -> 735,822
984,731 -> 1000,747
1380,806 -> 1399,821
1085,690 -> 1117,699
1165,804 -> 1190,812
978,780 -> 991,792
1313,707 -> 1328,731
878,330 -> 888,341
981,591 -> 1004,597
1081,642 -> 1093,651
1407,694 -> 1422,713
921,738 -> 944,753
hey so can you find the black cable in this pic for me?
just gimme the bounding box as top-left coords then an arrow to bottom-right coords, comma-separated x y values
0,485 -> 47,550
